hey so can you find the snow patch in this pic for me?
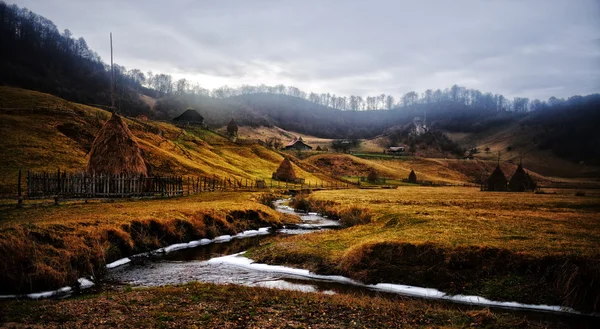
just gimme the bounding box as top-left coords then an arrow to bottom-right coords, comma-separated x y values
106,257 -> 131,269
208,253 -> 582,315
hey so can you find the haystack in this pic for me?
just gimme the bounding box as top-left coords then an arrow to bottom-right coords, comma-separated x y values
408,169 -> 417,183
86,114 -> 148,176
509,164 -> 536,192
316,146 -> 322,151
227,118 -> 238,138
367,168 -> 378,183
486,165 -> 507,191
272,158 -> 296,181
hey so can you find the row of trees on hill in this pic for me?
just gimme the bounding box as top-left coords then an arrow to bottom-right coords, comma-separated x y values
0,1 -> 581,118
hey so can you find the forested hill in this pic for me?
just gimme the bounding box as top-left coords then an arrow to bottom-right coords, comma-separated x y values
0,1 -> 153,115
1,2 -> 599,164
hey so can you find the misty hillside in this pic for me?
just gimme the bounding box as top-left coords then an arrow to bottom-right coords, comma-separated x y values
1,2 -> 599,165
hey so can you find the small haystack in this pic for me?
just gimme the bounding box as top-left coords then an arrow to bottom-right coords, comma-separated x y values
173,108 -> 204,126
408,169 -> 417,183
87,114 -> 148,176
367,168 -> 378,183
316,146 -> 322,151
509,164 -> 536,192
487,165 -> 507,191
227,118 -> 238,138
272,158 -> 296,181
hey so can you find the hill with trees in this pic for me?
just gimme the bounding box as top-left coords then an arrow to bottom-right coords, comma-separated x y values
1,2 -> 598,165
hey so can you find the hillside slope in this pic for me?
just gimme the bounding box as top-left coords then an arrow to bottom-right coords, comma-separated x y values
446,117 -> 600,178
0,87 -> 333,195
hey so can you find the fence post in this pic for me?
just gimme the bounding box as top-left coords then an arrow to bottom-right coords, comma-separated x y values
17,169 -> 23,208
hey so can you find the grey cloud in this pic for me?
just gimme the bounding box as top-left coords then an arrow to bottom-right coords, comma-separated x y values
11,0 -> 600,100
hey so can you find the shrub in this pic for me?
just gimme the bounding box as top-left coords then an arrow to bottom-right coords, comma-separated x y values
257,193 -> 279,209
290,193 -> 312,213
339,206 -> 372,227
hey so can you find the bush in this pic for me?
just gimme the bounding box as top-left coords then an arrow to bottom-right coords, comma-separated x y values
339,206 -> 372,227
290,193 -> 312,213
257,193 -> 279,209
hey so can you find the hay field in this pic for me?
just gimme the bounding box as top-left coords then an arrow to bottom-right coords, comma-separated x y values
252,187 -> 600,311
0,192 -> 294,294
0,87 -> 330,195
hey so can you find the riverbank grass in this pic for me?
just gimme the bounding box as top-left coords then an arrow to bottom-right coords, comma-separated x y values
0,283 -> 573,328
0,192 -> 296,294
251,187 -> 600,312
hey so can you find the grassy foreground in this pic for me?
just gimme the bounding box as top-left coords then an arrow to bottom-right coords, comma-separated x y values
251,187 -> 600,312
0,283 -> 577,328
0,192 -> 295,294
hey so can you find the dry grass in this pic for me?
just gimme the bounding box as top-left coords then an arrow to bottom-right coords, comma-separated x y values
0,192 -> 297,294
252,187 -> 600,311
0,283 -> 574,328
0,87 -> 330,196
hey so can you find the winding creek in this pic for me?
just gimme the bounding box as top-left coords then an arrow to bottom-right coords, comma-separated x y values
3,199 -> 597,325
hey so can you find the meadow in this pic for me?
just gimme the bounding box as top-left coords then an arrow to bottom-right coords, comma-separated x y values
0,192 -> 295,294
251,187 -> 600,312
0,282 -> 575,328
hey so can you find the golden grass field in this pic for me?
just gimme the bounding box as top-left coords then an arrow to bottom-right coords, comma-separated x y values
0,87 -> 331,195
252,187 -> 600,311
0,192 -> 295,294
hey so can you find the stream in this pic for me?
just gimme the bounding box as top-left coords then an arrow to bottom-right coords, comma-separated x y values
31,198 -> 595,326
107,199 -> 348,294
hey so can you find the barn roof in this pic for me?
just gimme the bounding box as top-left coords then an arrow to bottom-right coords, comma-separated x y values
173,108 -> 203,122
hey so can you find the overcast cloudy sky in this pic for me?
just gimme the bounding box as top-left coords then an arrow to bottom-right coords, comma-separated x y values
11,0 -> 600,100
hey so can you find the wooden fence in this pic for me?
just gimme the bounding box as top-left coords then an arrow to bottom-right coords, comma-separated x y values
26,171 -> 184,199
20,170 -> 352,201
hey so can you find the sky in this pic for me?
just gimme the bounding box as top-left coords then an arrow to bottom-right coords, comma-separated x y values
11,0 -> 600,100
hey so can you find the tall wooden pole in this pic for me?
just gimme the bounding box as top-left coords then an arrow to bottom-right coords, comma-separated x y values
110,32 -> 115,112
17,169 -> 22,208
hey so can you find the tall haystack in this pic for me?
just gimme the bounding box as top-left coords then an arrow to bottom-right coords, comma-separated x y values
227,118 -> 238,138
408,169 -> 417,183
487,165 -> 507,191
272,158 -> 296,181
509,164 -> 536,192
87,114 -> 148,176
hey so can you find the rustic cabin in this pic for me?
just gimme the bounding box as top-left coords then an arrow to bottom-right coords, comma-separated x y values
486,165 -> 508,191
408,169 -> 417,183
284,137 -> 313,151
509,164 -> 536,192
226,118 -> 238,139
172,108 -> 204,126
272,158 -> 298,182
87,114 -> 148,176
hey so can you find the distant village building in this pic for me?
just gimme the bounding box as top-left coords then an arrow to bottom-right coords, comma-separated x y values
486,165 -> 508,191
284,136 -> 312,151
87,114 -> 148,176
172,108 -> 204,126
386,146 -> 405,154
136,114 -> 149,122
509,164 -> 536,192
408,169 -> 417,183
227,118 -> 238,139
